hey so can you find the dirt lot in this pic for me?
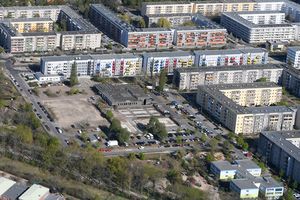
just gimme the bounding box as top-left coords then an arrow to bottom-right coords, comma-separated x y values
44,98 -> 106,129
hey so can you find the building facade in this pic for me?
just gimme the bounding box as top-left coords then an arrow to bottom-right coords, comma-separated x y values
281,65 -> 300,97
258,131 -> 300,184
194,48 -> 268,67
196,83 -> 296,134
173,64 -> 283,90
221,11 -> 297,43
142,51 -> 195,75
286,46 -> 300,69
41,53 -> 143,78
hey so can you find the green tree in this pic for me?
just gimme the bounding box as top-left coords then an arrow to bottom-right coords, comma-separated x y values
205,152 -> 215,163
156,69 -> 167,92
0,47 -> 5,53
146,116 -> 167,141
70,62 -> 78,87
119,14 -> 131,23
182,21 -> 196,26
255,77 -> 267,82
227,132 -> 235,141
106,110 -> 114,122
138,18 -> 146,28
166,169 -> 181,184
200,134 -> 207,142
138,152 -> 145,160
15,125 -> 33,144
157,18 -> 171,28
209,138 -> 218,152
284,188 -> 294,200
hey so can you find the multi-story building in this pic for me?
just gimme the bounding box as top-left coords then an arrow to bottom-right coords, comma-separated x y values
286,46 -> 300,69
196,82 -> 296,134
144,13 -> 193,27
140,0 -> 299,17
281,65 -> 300,97
89,4 -> 226,50
142,51 -> 195,75
221,11 -> 297,43
258,130 -> 300,184
40,53 -> 143,78
2,18 -> 53,33
0,5 -> 101,53
211,159 -> 283,199
173,64 -> 283,90
194,48 -> 268,67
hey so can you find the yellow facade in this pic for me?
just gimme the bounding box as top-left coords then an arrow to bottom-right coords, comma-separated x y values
10,20 -> 53,33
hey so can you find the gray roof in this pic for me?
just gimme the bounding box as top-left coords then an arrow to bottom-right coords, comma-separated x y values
174,64 -> 282,73
261,130 -> 300,162
2,183 -> 28,200
198,82 -> 294,114
45,194 -> 65,200
94,84 -> 149,103
283,65 -> 300,79
41,53 -> 140,62
194,48 -> 267,56
255,176 -> 283,188
212,159 -> 260,171
231,179 -> 258,190
221,11 -> 293,29
143,51 -> 193,58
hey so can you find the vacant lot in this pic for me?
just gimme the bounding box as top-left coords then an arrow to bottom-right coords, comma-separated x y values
44,98 -> 106,129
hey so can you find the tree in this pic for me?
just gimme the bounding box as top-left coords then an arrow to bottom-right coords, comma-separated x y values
205,152 -> 215,163
200,134 -> 207,142
15,125 -> 33,144
138,18 -> 146,28
157,18 -> 171,28
255,77 -> 267,82
70,62 -> 78,87
0,47 -> 5,53
209,138 -> 218,152
156,69 -> 167,92
106,110 -> 114,122
146,116 -> 167,141
166,169 -> 181,184
227,132 -> 235,141
109,118 -> 130,144
119,14 -> 131,23
284,188 -> 294,200
182,21 -> 196,26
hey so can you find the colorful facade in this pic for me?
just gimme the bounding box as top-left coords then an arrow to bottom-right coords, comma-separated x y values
143,52 -> 195,75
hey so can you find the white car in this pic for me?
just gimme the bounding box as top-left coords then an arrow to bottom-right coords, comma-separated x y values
138,146 -> 144,150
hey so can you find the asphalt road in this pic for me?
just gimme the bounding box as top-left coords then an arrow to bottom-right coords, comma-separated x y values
4,60 -> 69,146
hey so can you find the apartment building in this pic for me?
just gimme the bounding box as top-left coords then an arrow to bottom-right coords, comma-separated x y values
89,4 -> 226,50
286,46 -> 300,69
0,6 -> 61,20
258,131 -> 300,184
221,11 -> 297,43
40,53 -> 143,78
281,65 -> 300,97
211,159 -> 283,199
0,5 -> 101,53
142,51 -> 194,75
145,13 -> 193,27
2,18 -> 53,33
140,0 -> 299,17
196,82 -> 296,134
173,64 -> 283,90
194,48 -> 268,67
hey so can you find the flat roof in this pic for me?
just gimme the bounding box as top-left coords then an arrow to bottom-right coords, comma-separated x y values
18,184 -> 49,200
261,130 -> 300,162
0,177 -> 16,195
2,183 -> 28,200
231,179 -> 258,190
198,82 -> 294,114
222,11 -> 293,29
143,51 -> 193,58
194,48 -> 267,56
41,53 -> 139,62
94,84 -> 149,103
174,64 -> 282,73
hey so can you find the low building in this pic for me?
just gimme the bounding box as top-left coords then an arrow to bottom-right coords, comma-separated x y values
281,65 -> 300,97
142,51 -> 194,75
211,159 -> 283,199
144,13 -> 193,27
1,183 -> 28,200
286,46 -> 300,69
196,82 -> 296,134
173,64 -> 283,90
34,72 -> 63,83
258,131 -> 300,184
18,184 -> 49,200
94,84 -> 151,108
0,177 -> 16,196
